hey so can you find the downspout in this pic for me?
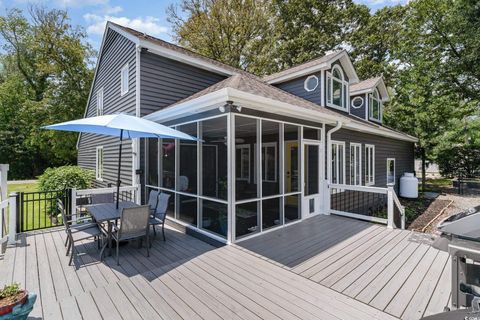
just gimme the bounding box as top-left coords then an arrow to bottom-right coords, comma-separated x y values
133,44 -> 142,203
324,121 -> 342,214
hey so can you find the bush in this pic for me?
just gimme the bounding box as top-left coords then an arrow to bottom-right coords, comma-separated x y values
38,166 -> 95,191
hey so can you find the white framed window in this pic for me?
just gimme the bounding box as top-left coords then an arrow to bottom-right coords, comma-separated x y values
304,75 -> 319,92
236,144 -> 250,181
350,143 -> 362,186
351,96 -> 364,109
326,65 -> 349,111
387,158 -> 396,185
120,63 -> 129,96
96,88 -> 104,116
96,146 -> 104,181
369,88 -> 382,122
330,141 -> 345,185
365,144 -> 375,186
254,142 -> 278,182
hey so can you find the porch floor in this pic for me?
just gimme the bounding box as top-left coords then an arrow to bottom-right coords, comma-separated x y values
0,223 -> 394,320
237,214 -> 452,320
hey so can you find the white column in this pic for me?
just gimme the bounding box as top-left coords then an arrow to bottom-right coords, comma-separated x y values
387,186 -> 394,229
8,193 -> 17,245
0,164 -> 8,201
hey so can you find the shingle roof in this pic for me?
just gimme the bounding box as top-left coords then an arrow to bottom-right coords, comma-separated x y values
262,50 -> 345,83
110,22 -> 255,78
349,77 -> 382,93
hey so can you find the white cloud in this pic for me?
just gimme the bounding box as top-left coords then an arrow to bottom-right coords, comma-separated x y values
56,0 -> 109,7
84,13 -> 168,36
103,5 -> 122,14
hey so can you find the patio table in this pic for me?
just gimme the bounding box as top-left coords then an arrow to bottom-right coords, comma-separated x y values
85,201 -> 140,259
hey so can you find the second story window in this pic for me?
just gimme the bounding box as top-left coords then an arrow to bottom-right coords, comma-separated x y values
121,63 -> 129,96
369,88 -> 382,122
96,88 -> 103,116
327,65 -> 348,111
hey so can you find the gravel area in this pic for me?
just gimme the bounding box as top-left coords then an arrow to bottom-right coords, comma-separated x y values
423,189 -> 480,234
408,199 -> 452,232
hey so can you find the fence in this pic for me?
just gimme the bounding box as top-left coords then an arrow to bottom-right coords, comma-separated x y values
7,185 -> 139,238
328,183 -> 405,228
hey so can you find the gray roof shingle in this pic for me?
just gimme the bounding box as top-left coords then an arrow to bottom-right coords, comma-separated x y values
349,77 -> 382,93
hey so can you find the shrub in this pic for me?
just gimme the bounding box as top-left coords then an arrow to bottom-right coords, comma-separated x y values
38,166 -> 95,191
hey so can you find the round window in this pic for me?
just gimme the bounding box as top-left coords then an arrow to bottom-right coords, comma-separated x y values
351,96 -> 364,109
304,75 -> 319,92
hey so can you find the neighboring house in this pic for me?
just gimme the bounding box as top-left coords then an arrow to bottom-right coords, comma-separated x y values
78,22 -> 417,244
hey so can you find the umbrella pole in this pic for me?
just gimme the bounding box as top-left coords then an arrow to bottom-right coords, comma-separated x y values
116,129 -> 123,209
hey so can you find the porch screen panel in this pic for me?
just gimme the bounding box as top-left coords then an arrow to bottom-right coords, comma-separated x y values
201,199 -> 227,238
262,120 -> 280,197
236,201 -> 259,238
161,139 -> 175,190
284,194 -> 300,223
284,124 -> 299,193
178,123 -> 198,195
147,138 -> 159,186
201,116 -> 228,200
235,116 -> 258,201
262,197 -> 281,230
177,194 -> 197,226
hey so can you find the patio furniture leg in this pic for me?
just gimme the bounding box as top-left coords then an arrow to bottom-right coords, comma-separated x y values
153,225 -> 156,237
162,224 -> 166,242
146,235 -> 150,257
64,235 -> 69,247
66,240 -> 71,256
69,248 -> 74,266
116,238 -> 120,266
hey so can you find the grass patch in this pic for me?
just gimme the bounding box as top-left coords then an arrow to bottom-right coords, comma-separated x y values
7,182 -> 38,194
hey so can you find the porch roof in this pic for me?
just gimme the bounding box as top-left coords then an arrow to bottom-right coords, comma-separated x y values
144,74 -> 418,143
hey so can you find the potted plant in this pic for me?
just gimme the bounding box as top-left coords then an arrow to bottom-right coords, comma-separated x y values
0,283 -> 28,317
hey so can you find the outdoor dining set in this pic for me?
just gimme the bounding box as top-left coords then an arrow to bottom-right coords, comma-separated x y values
57,190 -> 170,266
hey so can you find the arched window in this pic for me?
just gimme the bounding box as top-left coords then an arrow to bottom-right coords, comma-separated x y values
369,88 -> 382,122
326,65 -> 349,111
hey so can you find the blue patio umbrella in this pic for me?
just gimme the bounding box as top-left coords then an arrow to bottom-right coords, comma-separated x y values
43,113 -> 198,208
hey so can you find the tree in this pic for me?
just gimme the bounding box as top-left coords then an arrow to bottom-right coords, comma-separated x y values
0,7 -> 94,179
167,0 -> 275,74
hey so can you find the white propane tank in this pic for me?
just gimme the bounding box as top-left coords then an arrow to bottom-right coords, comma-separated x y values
400,173 -> 418,198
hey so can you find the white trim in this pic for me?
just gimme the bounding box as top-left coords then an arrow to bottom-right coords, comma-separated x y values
349,143 -> 362,186
331,210 -> 387,224
304,75 -> 319,92
253,142 -> 278,183
351,96 -> 364,109
95,146 -> 104,181
387,158 -> 396,186
235,144 -> 250,182
120,63 -> 129,96
365,144 -> 375,186
166,216 -> 229,244
329,183 -> 387,194
369,88 -> 382,123
326,65 -> 349,112
329,140 -> 346,185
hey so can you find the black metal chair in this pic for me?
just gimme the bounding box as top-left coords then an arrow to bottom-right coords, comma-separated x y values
111,205 -> 150,265
57,199 -> 104,266
149,192 -> 170,241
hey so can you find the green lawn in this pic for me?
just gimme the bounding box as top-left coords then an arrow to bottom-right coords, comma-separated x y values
7,181 -> 61,231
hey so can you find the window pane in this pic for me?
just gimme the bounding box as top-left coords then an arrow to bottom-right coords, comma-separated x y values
147,139 -> 158,186
236,201 -> 259,238
201,117 -> 228,200
262,120 -> 279,197
333,79 -> 342,107
284,124 -> 299,193
387,159 -> 395,184
284,195 -> 300,223
201,200 -> 227,238
262,197 -> 281,230
178,123 -> 197,194
303,127 -> 320,140
177,194 -> 197,226
236,116 -> 258,201
161,139 -> 175,189
327,75 -> 332,103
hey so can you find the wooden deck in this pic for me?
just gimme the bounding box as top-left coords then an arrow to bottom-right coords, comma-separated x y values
237,214 -> 452,320
0,223 -> 397,320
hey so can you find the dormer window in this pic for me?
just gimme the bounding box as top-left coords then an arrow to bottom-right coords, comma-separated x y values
369,88 -> 382,122
326,65 -> 348,111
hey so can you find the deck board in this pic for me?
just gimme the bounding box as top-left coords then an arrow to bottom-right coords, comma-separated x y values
0,215 -> 450,320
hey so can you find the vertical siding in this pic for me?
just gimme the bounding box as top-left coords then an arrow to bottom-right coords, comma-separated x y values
275,73 -> 322,106
77,29 -> 137,187
327,126 -> 415,191
140,51 -> 226,116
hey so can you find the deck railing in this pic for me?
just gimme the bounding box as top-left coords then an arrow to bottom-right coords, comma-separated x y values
0,199 -> 9,251
328,183 -> 405,228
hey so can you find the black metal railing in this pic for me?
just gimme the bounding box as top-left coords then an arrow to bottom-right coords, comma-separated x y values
330,187 -> 388,219
17,189 -> 71,232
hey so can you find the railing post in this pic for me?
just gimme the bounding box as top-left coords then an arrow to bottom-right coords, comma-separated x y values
0,164 -> 8,201
8,192 -> 17,245
322,180 -> 331,214
70,188 -> 77,224
387,186 -> 394,229
135,184 -> 141,205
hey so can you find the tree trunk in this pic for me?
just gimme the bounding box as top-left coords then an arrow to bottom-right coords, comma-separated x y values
421,148 -> 426,193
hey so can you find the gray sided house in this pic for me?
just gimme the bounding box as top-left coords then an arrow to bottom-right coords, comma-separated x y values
78,22 -> 417,244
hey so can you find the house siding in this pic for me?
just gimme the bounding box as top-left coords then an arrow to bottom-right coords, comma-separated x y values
327,126 -> 415,191
77,28 -> 136,187
140,51 -> 226,117
350,93 -> 367,120
275,73 -> 322,106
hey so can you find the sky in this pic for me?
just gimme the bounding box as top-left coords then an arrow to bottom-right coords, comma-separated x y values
0,0 -> 409,50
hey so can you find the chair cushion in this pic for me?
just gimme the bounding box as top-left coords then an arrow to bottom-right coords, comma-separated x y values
71,225 -> 102,241
70,222 -> 99,233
